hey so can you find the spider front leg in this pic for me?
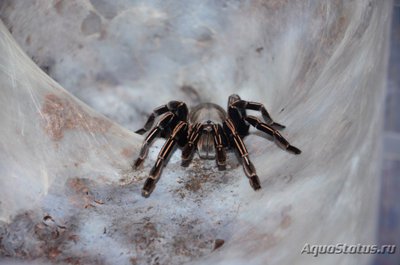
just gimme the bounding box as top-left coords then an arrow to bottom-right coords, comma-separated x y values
224,119 -> 261,190
230,95 -> 285,130
133,112 -> 175,168
181,123 -> 203,166
142,121 -> 188,197
245,115 -> 301,155
212,124 -> 227,170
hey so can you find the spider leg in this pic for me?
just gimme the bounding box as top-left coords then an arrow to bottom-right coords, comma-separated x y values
244,115 -> 301,155
135,101 -> 188,135
142,121 -> 188,197
212,124 -> 227,170
231,99 -> 285,130
135,105 -> 169,135
181,123 -> 203,166
224,119 -> 261,190
133,112 -> 175,168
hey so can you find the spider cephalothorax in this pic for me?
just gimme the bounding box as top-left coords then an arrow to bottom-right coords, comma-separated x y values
134,94 -> 301,197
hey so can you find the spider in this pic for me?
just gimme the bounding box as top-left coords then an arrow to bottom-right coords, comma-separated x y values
134,94 -> 301,197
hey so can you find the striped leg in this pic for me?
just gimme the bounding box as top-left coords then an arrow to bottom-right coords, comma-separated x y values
134,113 -> 174,168
244,115 -> 301,155
224,119 -> 261,190
231,99 -> 285,130
135,105 -> 169,135
135,101 -> 187,135
181,123 -> 203,166
142,121 -> 188,197
212,124 -> 227,170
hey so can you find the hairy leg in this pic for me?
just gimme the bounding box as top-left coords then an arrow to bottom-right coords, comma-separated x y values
181,123 -> 203,166
245,115 -> 301,154
231,99 -> 285,130
136,101 -> 188,134
213,124 -> 227,170
142,121 -> 188,197
133,112 -> 175,168
224,119 -> 261,190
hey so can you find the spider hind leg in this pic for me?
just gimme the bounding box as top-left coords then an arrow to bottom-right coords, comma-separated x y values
135,104 -> 169,135
231,99 -> 286,130
245,115 -> 301,155
136,101 -> 188,135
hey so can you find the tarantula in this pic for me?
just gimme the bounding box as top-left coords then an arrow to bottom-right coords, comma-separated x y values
134,94 -> 301,197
